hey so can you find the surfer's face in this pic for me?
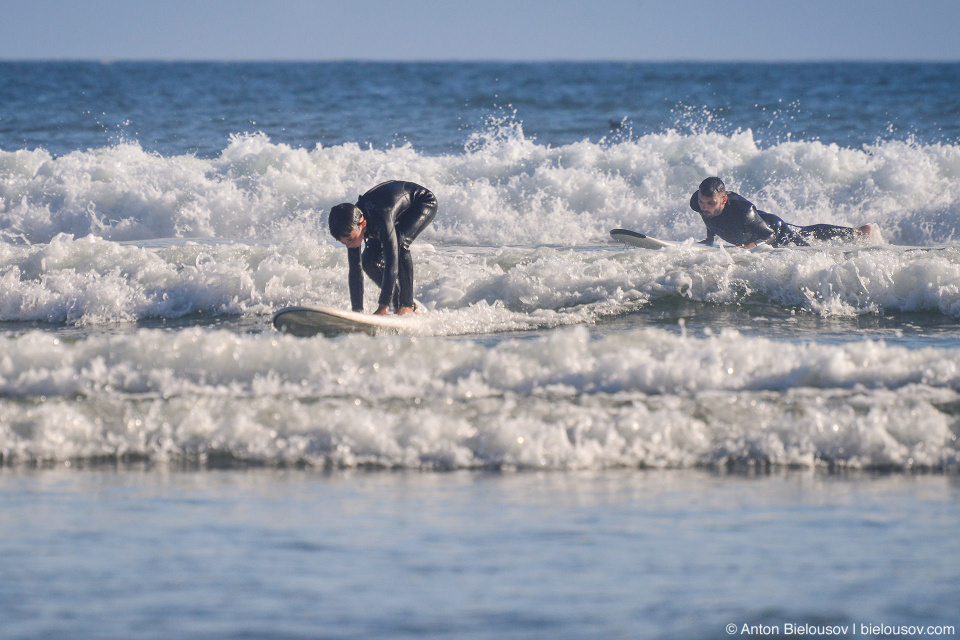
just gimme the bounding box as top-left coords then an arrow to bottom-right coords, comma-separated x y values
338,219 -> 366,249
339,228 -> 364,248
697,192 -> 727,216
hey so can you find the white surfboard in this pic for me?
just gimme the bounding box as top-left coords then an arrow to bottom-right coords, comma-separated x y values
273,306 -> 419,337
610,226 -> 910,254
610,228 -> 720,250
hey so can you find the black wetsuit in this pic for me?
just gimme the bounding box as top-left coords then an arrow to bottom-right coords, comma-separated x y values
348,181 -> 438,311
689,191 -> 858,248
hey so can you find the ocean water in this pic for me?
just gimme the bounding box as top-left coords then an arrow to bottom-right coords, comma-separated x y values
2,61 -> 960,639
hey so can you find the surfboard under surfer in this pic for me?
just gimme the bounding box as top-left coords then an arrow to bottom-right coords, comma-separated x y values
691,177 -> 877,248
329,180 -> 438,316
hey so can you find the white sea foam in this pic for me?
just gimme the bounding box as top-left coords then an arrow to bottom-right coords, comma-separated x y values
2,129 -> 959,325
0,326 -> 958,469
3,129 -> 960,470
3,128 -> 960,246
2,231 -> 960,327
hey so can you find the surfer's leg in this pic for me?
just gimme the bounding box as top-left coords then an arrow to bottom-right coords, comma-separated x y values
397,247 -> 414,309
361,240 -> 402,310
394,193 -> 438,250
392,193 -> 436,311
759,212 -> 808,247
796,224 -> 857,242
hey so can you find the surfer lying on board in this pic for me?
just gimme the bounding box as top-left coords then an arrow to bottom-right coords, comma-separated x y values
691,177 -> 876,248
329,180 -> 438,316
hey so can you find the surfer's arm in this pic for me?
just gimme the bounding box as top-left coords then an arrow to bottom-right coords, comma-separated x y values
347,247 -> 364,311
377,229 -> 400,310
698,230 -> 716,245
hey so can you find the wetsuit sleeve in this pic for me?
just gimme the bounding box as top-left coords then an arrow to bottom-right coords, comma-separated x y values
347,247 -> 363,311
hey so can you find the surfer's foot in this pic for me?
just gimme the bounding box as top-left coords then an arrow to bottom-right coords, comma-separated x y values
397,306 -> 417,315
855,223 -> 884,243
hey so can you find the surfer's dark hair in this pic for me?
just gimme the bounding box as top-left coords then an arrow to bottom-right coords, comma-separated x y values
698,177 -> 726,197
329,203 -> 364,239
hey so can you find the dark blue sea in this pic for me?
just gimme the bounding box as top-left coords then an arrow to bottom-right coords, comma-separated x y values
2,61 -> 960,639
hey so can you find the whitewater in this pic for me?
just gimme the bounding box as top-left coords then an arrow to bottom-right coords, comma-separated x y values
2,125 -> 960,470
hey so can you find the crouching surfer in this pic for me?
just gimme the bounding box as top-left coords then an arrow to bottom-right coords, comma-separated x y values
329,180 -> 438,315
691,177 -> 878,248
